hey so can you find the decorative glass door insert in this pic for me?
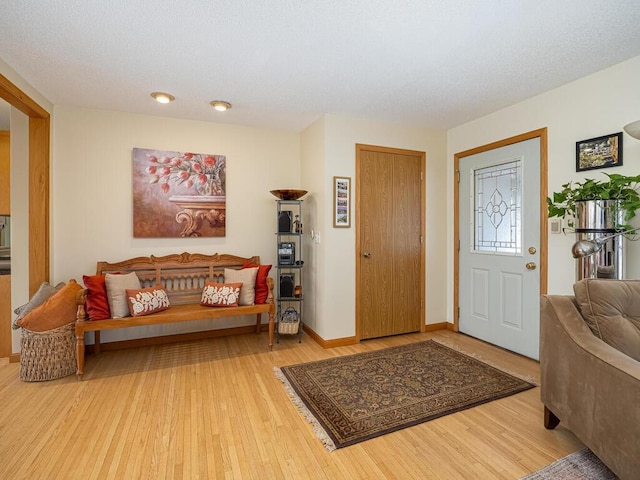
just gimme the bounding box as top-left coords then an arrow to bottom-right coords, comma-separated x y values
472,157 -> 522,255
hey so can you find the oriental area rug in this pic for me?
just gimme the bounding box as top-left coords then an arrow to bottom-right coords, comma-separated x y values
520,448 -> 618,479
275,340 -> 535,451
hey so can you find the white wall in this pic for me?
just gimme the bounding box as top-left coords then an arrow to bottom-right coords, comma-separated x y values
447,55 -> 640,311
9,109 -> 29,353
52,106 -> 300,342
300,117 -> 326,333
302,114 -> 448,340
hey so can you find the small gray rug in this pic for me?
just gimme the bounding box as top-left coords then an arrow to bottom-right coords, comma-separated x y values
521,448 -> 618,479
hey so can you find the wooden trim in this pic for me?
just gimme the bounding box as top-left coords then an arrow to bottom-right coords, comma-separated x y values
453,128 -> 549,331
423,322 -> 450,332
0,73 -> 51,300
29,116 -> 50,294
83,325 -> 266,354
9,353 -> 20,363
0,73 -> 49,118
355,144 -> 426,341
302,323 -> 358,348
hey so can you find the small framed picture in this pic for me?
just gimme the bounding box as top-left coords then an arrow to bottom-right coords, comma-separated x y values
576,132 -> 623,172
333,176 -> 351,228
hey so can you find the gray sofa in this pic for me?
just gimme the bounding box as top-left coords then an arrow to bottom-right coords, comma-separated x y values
540,279 -> 640,480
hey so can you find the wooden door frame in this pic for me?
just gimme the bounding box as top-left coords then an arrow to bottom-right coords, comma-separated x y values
0,73 -> 50,296
453,128 -> 548,332
355,143 -> 426,341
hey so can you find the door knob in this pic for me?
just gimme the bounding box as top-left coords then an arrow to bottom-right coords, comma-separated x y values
526,262 -> 537,270
363,252 -> 371,258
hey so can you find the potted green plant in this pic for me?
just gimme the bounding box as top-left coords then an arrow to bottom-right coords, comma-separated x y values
547,173 -> 640,229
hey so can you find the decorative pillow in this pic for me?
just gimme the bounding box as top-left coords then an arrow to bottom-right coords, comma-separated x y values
573,278 -> 640,361
12,281 -> 65,329
105,272 -> 141,318
243,263 -> 272,304
201,282 -> 242,307
224,267 -> 258,305
126,285 -> 171,317
16,279 -> 83,332
82,274 -> 112,320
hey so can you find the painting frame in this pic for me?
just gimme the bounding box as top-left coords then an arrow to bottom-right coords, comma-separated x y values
333,176 -> 351,228
576,132 -> 623,172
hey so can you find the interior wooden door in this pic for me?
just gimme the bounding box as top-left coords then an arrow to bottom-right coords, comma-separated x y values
357,145 -> 424,340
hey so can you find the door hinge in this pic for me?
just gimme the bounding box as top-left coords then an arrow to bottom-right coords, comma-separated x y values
458,239 -> 460,251
420,235 -> 424,244
457,307 -> 460,319
456,170 -> 460,183
420,171 -> 423,181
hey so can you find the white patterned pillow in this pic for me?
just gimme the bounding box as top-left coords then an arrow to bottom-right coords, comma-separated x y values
125,286 -> 171,317
201,282 -> 242,307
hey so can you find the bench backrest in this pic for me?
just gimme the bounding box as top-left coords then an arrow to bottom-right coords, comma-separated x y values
96,252 -> 261,306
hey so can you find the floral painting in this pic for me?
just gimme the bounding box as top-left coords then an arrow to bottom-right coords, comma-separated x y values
132,148 -> 226,238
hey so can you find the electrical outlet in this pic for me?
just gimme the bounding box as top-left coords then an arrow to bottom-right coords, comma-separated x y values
550,218 -> 561,234
314,231 -> 321,244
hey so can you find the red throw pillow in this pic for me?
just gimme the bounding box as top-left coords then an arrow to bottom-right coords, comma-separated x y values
82,274 -> 111,320
125,285 -> 171,317
243,263 -> 272,304
201,282 -> 242,307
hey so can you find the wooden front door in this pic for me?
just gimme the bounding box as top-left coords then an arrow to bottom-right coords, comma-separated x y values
356,144 -> 425,340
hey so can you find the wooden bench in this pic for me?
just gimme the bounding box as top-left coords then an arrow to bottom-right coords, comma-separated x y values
75,252 -> 275,379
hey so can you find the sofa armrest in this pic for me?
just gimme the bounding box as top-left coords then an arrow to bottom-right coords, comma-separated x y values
540,295 -> 640,479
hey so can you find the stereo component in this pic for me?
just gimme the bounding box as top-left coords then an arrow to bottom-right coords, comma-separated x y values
278,242 -> 295,265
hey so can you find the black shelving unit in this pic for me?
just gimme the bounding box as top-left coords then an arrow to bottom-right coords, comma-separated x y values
275,199 -> 303,342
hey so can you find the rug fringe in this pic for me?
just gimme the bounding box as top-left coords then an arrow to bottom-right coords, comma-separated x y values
431,339 -> 540,386
273,366 -> 337,452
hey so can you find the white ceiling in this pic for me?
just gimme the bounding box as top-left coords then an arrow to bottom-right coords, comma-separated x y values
2,1 -> 640,132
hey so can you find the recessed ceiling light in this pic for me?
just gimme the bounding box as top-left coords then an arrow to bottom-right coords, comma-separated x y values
210,101 -> 232,112
151,92 -> 175,104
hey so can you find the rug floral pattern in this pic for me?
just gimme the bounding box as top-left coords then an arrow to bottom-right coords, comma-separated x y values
278,340 -> 535,450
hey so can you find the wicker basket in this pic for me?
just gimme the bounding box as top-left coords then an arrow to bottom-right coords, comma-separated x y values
20,323 -> 77,382
278,307 -> 300,335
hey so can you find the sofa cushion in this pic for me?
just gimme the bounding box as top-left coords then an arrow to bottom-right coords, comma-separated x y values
16,280 -> 83,332
201,282 -> 242,307
105,272 -> 141,318
82,274 -> 111,320
243,263 -> 272,304
224,267 -> 257,305
126,286 -> 171,317
12,281 -> 65,329
573,278 -> 640,361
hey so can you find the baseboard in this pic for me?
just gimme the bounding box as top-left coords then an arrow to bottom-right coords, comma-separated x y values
423,322 -> 453,332
9,353 -> 20,363
302,324 -> 358,348
86,324 -> 267,354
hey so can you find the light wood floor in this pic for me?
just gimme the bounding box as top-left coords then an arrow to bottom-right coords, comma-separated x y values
0,330 -> 582,479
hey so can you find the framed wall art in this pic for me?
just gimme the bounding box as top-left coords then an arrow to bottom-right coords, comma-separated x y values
576,132 -> 623,172
132,148 -> 226,238
333,176 -> 351,228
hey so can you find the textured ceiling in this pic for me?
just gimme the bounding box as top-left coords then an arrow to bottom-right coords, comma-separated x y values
2,0 -> 640,132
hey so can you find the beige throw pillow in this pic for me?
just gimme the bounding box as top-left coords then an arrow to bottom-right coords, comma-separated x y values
224,267 -> 257,306
105,272 -> 141,318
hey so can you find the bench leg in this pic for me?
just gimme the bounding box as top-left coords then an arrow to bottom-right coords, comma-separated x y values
95,331 -> 101,355
255,313 -> 261,334
76,331 -> 85,380
268,311 -> 275,351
